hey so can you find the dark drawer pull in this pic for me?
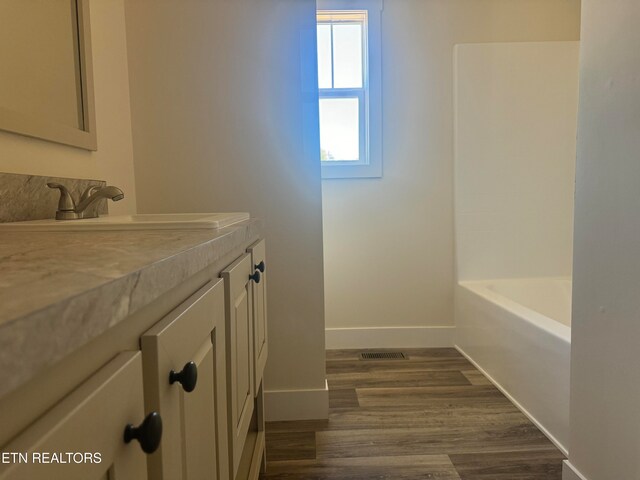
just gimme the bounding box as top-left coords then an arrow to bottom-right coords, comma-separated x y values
169,361 -> 198,393
255,261 -> 265,273
249,271 -> 261,283
124,412 -> 162,454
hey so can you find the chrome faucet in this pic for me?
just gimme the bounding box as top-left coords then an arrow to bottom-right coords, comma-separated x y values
47,183 -> 124,220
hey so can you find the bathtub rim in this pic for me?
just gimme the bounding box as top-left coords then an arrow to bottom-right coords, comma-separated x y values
458,278 -> 571,344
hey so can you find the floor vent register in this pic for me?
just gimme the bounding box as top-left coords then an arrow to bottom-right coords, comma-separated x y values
360,352 -> 406,360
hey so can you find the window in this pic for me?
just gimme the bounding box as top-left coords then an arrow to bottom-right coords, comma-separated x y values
317,0 -> 382,179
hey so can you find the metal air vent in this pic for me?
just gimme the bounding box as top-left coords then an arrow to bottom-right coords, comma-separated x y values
360,352 -> 406,360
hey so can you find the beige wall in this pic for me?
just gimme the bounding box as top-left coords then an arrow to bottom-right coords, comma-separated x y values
455,41 -> 579,282
0,0 -> 137,215
322,0 -> 581,333
566,1 -> 640,478
124,0 -> 327,414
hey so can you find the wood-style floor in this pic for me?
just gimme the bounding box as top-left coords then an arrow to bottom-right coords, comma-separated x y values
260,348 -> 564,480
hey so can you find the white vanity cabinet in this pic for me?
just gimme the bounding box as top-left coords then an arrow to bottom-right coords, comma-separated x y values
141,279 -> 229,480
0,352 -> 152,480
0,232 -> 268,480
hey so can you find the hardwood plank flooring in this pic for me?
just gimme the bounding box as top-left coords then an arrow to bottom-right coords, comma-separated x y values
315,424 -> 555,458
324,407 -> 532,431
326,357 -> 474,375
328,370 -> 471,389
266,431 -> 316,462
328,388 -> 359,408
461,369 -> 493,386
262,455 -> 462,479
260,348 -> 564,480
325,350 -> 474,374
449,450 -> 565,479
356,385 -> 508,407
326,348 -> 465,361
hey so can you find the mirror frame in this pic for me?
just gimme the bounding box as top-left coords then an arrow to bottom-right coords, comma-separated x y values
0,0 -> 97,151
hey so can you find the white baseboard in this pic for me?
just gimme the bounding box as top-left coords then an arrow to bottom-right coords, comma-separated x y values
325,326 -> 455,349
563,461 -> 589,480
264,380 -> 329,421
455,345 -> 568,457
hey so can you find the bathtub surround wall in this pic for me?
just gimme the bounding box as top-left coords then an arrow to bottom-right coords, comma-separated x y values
565,1 -> 640,479
323,0 -> 582,349
0,0 -> 137,216
0,173 -> 106,223
124,0 -> 327,421
454,42 -> 579,281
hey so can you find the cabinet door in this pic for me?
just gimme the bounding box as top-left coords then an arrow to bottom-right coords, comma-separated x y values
0,352 -> 149,480
221,253 -> 255,477
248,239 -> 268,393
142,279 -> 228,480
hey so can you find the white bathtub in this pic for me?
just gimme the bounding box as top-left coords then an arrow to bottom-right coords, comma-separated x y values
455,277 -> 571,454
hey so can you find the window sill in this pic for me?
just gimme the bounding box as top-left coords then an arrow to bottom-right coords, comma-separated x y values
321,161 -> 382,179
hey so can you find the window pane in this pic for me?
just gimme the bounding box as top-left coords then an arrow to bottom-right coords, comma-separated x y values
319,98 -> 359,161
317,24 -> 332,89
333,24 -> 363,88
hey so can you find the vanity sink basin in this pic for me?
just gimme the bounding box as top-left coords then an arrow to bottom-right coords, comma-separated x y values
0,213 -> 250,231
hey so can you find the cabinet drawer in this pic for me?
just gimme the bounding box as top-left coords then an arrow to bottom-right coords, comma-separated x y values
141,279 -> 228,480
0,352 -> 149,480
247,239 -> 268,393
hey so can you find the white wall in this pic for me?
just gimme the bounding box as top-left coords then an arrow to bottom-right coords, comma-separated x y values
322,0 -> 581,344
454,42 -> 579,281
565,1 -> 640,479
0,0 -> 137,215
125,0 -> 328,420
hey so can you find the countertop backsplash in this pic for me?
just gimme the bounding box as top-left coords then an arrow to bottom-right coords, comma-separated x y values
0,172 -> 108,223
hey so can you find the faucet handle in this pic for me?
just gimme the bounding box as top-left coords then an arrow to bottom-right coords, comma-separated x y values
47,182 -> 76,212
80,185 -> 102,203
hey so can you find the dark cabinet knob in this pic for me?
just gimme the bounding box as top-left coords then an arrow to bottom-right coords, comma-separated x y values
124,412 -> 162,454
249,271 -> 261,283
169,361 -> 198,393
255,261 -> 265,273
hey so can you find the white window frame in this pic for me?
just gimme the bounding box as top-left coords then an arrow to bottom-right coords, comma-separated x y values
318,0 -> 383,179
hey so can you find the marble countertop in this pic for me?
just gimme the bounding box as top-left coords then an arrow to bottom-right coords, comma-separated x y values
0,219 -> 262,397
